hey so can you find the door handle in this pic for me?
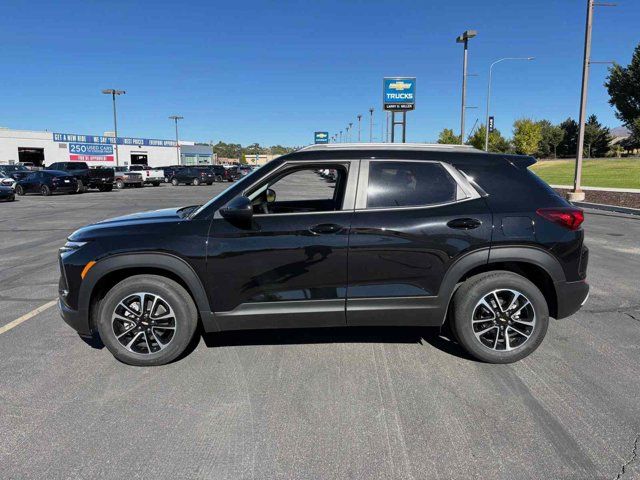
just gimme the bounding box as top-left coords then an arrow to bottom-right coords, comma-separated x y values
447,218 -> 482,230
309,223 -> 343,234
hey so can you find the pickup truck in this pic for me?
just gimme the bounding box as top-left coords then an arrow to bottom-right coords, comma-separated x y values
47,162 -> 114,192
129,165 -> 164,186
113,167 -> 143,189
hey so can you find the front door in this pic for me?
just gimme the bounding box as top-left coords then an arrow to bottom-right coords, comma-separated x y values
207,161 -> 358,330
347,159 -> 492,327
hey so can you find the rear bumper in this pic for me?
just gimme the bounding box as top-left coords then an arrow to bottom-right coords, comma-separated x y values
555,280 -> 589,319
58,298 -> 92,336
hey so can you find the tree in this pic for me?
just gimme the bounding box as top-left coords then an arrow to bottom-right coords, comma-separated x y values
605,43 -> 640,127
437,128 -> 461,144
512,118 -> 542,155
537,120 -> 565,159
557,118 -> 579,157
212,141 -> 242,159
466,124 -> 510,152
583,114 -> 612,158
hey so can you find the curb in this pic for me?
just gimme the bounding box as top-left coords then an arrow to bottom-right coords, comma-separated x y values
572,201 -> 640,217
551,185 -> 640,194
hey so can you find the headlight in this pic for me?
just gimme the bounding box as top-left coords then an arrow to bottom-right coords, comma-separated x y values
59,240 -> 87,253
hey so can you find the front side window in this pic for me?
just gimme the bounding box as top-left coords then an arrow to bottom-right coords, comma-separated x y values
367,161 -> 458,208
248,164 -> 348,214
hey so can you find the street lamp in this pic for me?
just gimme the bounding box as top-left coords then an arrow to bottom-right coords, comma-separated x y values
168,115 -> 184,164
369,108 -> 374,142
348,122 -> 353,142
484,57 -> 535,151
101,89 -> 125,166
456,30 -> 478,143
357,115 -> 362,142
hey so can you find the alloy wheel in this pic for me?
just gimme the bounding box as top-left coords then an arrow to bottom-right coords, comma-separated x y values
471,289 -> 536,352
111,292 -> 177,355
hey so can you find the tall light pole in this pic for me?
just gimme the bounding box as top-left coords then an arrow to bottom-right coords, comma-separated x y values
484,57 -> 534,151
570,0 -> 616,201
357,115 -> 362,142
369,108 -> 374,142
169,115 -> 184,164
101,89 -> 125,166
456,30 -> 478,143
348,122 -> 353,142
339,130 -> 343,143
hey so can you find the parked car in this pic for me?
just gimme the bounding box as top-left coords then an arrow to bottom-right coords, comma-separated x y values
58,143 -> 589,366
169,166 -> 215,186
0,172 -> 16,189
0,164 -> 30,181
129,165 -> 164,186
47,162 -> 114,192
159,166 -> 183,183
193,165 -> 228,182
223,165 -> 241,182
16,170 -> 77,196
0,185 -> 15,201
113,167 -> 143,189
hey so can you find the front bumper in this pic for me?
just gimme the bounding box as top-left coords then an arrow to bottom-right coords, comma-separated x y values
555,280 -> 590,319
58,298 -> 92,336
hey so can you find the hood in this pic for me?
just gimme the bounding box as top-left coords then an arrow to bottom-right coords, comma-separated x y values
68,207 -> 192,241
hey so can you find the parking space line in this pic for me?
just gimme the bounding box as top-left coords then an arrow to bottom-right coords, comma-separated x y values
0,300 -> 57,335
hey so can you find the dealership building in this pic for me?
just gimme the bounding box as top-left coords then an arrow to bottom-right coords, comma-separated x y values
0,128 -> 216,168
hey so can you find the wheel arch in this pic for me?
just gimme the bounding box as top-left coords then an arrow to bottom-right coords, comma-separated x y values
80,253 -> 215,333
439,246 -> 563,322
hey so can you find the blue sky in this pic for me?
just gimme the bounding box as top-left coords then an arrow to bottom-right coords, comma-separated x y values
1,0 -> 638,146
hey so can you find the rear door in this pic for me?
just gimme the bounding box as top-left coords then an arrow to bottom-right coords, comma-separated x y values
346,159 -> 492,326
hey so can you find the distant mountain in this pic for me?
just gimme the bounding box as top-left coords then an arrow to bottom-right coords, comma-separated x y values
611,126 -> 631,138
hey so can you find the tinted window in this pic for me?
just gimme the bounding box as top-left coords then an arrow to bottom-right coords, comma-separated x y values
269,167 -> 344,203
367,161 -> 458,208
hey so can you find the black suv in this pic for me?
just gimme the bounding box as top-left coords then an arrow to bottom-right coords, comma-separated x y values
58,144 -> 588,366
169,167 -> 215,186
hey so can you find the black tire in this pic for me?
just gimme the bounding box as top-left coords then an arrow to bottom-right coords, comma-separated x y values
41,185 -> 51,196
152,182 -> 160,187
193,178 -> 201,186
99,184 -> 113,192
164,177 -> 169,183
76,180 -> 85,193
215,175 -> 223,182
207,182 -> 213,186
451,271 -> 549,364
116,180 -> 125,189
96,275 -> 198,366
135,183 -> 143,188
15,185 -> 25,196
171,178 -> 179,186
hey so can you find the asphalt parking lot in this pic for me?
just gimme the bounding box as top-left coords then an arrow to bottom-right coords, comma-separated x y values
1,184 -> 639,480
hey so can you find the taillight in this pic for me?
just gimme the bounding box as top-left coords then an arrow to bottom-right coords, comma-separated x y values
536,208 -> 584,231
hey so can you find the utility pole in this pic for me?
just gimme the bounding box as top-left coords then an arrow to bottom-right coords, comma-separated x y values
570,0 -> 616,202
348,123 -> 353,142
369,108 -> 374,142
339,130 -> 343,143
357,115 -> 362,142
386,111 -> 390,142
168,115 -> 184,164
101,89 -> 125,166
456,30 -> 477,143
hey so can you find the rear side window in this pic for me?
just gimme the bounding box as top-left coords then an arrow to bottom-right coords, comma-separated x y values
367,161 -> 458,208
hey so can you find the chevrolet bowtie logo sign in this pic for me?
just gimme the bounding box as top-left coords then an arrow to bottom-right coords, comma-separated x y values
388,81 -> 412,91
383,77 -> 416,111
314,131 -> 329,144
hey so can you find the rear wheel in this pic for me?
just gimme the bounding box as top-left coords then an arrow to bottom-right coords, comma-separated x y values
99,184 -> 113,192
96,275 -> 198,366
451,271 -> 549,364
41,185 -> 51,196
152,182 -> 160,187
215,175 -> 223,182
75,180 -> 85,193
15,185 -> 25,196
171,178 -> 179,186
193,178 -> 201,186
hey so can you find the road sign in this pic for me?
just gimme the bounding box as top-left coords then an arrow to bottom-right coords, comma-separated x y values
314,132 -> 329,144
488,116 -> 495,133
383,77 -> 416,111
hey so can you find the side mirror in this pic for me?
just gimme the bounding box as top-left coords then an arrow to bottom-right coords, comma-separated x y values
220,195 -> 253,222
266,188 -> 276,203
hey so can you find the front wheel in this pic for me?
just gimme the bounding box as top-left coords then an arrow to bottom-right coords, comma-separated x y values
41,185 -> 52,196
96,275 -> 198,366
75,180 -> 85,193
451,271 -> 549,364
116,180 -> 125,189
193,178 -> 201,186
152,182 -> 160,187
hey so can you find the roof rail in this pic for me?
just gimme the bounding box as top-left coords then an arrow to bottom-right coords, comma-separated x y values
299,142 -> 480,152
